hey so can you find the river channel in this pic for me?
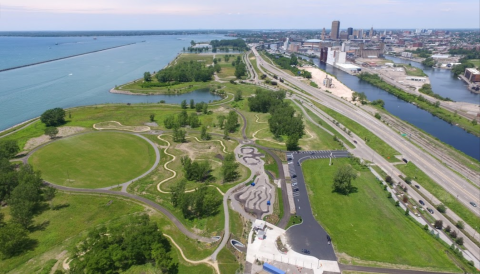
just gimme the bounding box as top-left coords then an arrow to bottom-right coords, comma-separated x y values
305,57 -> 480,161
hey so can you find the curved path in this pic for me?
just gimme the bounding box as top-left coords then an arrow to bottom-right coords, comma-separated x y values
164,234 -> 220,274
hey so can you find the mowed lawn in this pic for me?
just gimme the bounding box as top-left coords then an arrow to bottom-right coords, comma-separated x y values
29,132 -> 156,188
302,159 -> 459,272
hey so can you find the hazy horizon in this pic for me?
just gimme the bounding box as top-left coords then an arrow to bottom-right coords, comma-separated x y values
1,0 -> 479,31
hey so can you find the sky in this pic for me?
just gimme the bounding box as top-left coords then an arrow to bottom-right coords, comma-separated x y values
0,0 -> 478,31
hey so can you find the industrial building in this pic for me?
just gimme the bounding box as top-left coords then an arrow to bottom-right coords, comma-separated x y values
465,68 -> 480,83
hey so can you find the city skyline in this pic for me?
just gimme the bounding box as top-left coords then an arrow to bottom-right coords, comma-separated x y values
0,0 -> 479,31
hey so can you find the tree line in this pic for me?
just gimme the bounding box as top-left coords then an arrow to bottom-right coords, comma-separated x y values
264,52 -> 311,79
233,56 -> 247,79
210,39 -> 248,52
0,140 -> 57,259
170,180 -> 222,219
155,60 -> 216,83
248,89 -> 305,150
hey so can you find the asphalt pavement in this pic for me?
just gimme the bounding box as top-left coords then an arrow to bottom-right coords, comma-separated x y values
284,150 -> 349,261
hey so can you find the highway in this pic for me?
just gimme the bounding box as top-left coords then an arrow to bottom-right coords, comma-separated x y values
250,47 -> 480,265
251,47 -> 480,216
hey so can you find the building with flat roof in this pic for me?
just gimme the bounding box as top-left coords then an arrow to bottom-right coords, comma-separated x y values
465,68 -> 480,83
331,20 -> 340,40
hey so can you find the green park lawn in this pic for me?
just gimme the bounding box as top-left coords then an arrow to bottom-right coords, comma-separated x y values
469,59 -> 480,68
0,192 -> 217,274
29,132 -> 156,188
301,158 -> 460,272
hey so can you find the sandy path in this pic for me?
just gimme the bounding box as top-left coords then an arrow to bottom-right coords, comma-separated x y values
164,234 -> 220,274
303,67 -> 354,101
156,135 -> 225,195
24,126 -> 86,150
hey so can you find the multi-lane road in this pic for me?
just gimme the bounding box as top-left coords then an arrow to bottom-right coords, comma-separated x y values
251,47 -> 480,217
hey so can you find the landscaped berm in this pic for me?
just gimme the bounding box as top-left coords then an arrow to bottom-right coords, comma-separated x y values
29,132 -> 156,188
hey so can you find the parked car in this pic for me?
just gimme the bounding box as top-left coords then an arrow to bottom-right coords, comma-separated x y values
470,202 -> 477,207
427,207 -> 434,214
415,184 -> 420,189
419,200 -> 425,206
301,249 -> 310,254
292,174 -> 297,178
353,140 -> 357,144
326,235 -> 331,244
287,157 -> 292,161
293,188 -> 299,192
291,182 -> 297,186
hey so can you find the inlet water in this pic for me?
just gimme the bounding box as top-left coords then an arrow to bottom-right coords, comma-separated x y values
307,57 -> 480,161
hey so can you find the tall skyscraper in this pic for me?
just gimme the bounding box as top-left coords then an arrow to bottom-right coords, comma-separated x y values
370,26 -> 374,38
321,28 -> 326,40
347,27 -> 353,36
331,21 -> 340,40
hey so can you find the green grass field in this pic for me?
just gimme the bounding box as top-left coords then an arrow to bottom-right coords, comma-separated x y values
302,158 -> 460,272
397,163 -> 480,234
0,192 -> 218,273
468,59 -> 480,68
399,64 -> 427,77
29,132 -> 156,188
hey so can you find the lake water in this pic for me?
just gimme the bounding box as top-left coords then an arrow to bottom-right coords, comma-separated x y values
304,57 -> 480,160
0,34 -> 225,130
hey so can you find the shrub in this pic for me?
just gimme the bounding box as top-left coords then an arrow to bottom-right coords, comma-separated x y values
456,221 -> 464,229
404,176 -> 412,184
450,230 -> 457,238
385,176 -> 392,184
456,237 -> 464,245
405,208 -> 409,216
434,220 -> 443,229
387,192 -> 392,198
445,225 -> 451,232
402,195 -> 408,203
424,224 -> 429,231
395,201 -> 400,207
436,204 -> 447,213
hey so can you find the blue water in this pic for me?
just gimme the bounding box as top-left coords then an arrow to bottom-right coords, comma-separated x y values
0,34 -> 226,130
305,57 -> 480,160
385,56 -> 480,104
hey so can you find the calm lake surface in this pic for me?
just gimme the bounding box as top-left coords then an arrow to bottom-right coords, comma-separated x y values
0,34 -> 225,130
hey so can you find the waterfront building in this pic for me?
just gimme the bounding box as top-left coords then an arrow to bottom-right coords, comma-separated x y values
465,68 -> 480,83
331,21 -> 340,39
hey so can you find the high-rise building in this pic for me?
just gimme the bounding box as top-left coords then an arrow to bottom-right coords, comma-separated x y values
347,27 -> 353,36
370,26 -> 374,38
331,21 -> 340,40
321,28 -> 326,40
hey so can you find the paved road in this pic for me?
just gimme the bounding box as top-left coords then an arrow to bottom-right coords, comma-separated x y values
252,47 -> 480,216
284,150 -> 349,261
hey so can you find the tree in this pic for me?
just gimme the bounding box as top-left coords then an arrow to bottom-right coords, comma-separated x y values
217,115 -> 226,129
149,114 -> 155,122
450,230 -> 457,238
385,175 -> 392,184
202,103 -> 208,114
225,111 -> 238,133
189,113 -> 201,128
43,186 -> 56,208
200,126 -> 211,140
456,237 -> 464,245
172,127 -> 186,143
0,222 -> 35,258
405,208 -> 409,216
143,72 -> 152,82
222,153 -> 239,182
44,127 -> 58,139
436,204 -> 447,213
171,180 -> 186,207
374,113 -> 381,120
0,140 -> 19,159
456,221 -> 464,229
180,100 -> 187,109
445,225 -> 451,232
178,110 -> 188,126
234,90 -> 243,102
332,165 -> 357,195
163,115 -> 176,129
286,134 -> 300,151
40,108 -> 66,127
190,99 -> 195,109
434,220 -> 443,229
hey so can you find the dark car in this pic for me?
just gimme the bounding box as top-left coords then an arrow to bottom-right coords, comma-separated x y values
326,235 -> 331,244
415,184 -> 420,189
419,200 -> 425,206
293,188 -> 299,192
292,174 -> 297,178
287,157 -> 292,161
353,140 -> 357,144
301,249 -> 310,254
402,158 -> 408,163
427,207 -> 434,214
470,202 -> 477,207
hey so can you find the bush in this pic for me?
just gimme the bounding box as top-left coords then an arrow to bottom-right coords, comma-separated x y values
434,220 -> 443,229
445,225 -> 451,232
402,195 -> 408,203
456,221 -> 465,229
405,208 -> 409,216
456,237 -> 464,245
374,113 -> 381,120
436,204 -> 447,213
395,201 -> 400,207
387,192 -> 392,198
450,230 -> 457,238
423,224 -> 429,231
404,176 -> 412,184
385,175 -> 392,184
